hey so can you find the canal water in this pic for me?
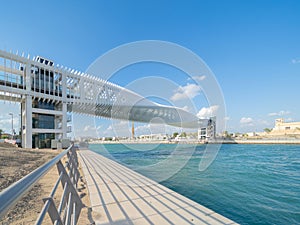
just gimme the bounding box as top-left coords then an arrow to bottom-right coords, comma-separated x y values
89,144 -> 300,225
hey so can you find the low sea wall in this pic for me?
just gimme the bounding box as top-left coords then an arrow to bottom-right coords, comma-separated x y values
89,138 -> 300,145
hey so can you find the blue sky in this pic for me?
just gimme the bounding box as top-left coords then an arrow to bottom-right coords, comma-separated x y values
0,0 -> 300,136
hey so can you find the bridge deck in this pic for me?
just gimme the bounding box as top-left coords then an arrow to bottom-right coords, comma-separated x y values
79,149 -> 237,225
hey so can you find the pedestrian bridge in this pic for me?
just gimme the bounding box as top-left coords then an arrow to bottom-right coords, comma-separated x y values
0,50 -> 200,148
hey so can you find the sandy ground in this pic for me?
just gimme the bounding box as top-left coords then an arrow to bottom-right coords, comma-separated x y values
0,143 -> 93,225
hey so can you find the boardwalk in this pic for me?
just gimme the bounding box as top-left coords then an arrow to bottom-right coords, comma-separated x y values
79,149 -> 237,225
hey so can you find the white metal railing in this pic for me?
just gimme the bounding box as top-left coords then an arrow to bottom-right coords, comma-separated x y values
0,145 -> 83,225
35,145 -> 83,225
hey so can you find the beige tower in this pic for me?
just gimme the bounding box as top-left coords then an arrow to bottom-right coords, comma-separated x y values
131,121 -> 135,139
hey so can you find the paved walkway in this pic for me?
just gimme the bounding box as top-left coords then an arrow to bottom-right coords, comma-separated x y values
79,149 -> 238,225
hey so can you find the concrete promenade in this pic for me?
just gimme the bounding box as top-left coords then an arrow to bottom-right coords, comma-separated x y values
79,149 -> 237,225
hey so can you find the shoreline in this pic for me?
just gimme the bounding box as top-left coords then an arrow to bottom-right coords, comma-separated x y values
88,139 -> 300,145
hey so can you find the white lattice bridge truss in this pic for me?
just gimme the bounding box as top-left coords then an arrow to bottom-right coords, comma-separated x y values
0,50 -> 200,148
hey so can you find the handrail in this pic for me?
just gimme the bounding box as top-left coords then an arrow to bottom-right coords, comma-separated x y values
35,145 -> 83,225
0,145 -> 72,218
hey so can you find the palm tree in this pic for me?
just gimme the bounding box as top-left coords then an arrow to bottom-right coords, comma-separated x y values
0,129 -> 3,139
264,128 -> 272,133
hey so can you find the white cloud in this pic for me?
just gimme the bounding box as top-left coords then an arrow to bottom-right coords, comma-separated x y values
292,59 -> 300,64
240,117 -> 254,126
135,124 -> 151,133
259,120 -> 270,125
197,105 -> 219,118
181,105 -> 189,111
106,125 -> 113,132
135,123 -> 163,135
224,116 -> 230,121
171,83 -> 201,101
0,116 -> 20,133
83,125 -> 102,132
0,102 -> 21,133
135,123 -> 166,135
268,110 -> 291,116
134,123 -> 181,136
189,75 -> 206,82
83,125 -> 92,132
104,120 -> 130,137
286,118 -> 293,122
79,125 -> 102,138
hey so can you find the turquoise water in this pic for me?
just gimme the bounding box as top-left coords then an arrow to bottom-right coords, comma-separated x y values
89,144 -> 300,225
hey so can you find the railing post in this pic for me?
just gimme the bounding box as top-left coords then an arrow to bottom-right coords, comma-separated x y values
35,145 -> 83,225
37,197 -> 63,225
50,146 -> 83,225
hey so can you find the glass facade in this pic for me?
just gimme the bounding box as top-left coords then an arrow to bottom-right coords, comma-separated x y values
33,133 -> 54,148
31,69 -> 54,93
31,100 -> 57,148
32,114 -> 55,129
33,101 -> 55,110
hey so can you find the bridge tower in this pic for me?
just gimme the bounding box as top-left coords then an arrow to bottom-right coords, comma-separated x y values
20,56 -> 68,148
131,121 -> 135,139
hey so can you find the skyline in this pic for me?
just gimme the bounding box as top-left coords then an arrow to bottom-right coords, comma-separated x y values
0,0 -> 300,137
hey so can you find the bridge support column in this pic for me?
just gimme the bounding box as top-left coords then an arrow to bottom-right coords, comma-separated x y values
22,95 -> 32,148
62,103 -> 67,139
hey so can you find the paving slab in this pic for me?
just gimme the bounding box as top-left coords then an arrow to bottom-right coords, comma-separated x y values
79,149 -> 238,225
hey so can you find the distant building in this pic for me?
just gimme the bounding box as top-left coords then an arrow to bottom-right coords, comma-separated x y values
246,132 -> 256,137
273,118 -> 300,131
139,133 -> 168,141
270,118 -> 300,135
198,117 -> 216,141
1,133 -> 13,139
